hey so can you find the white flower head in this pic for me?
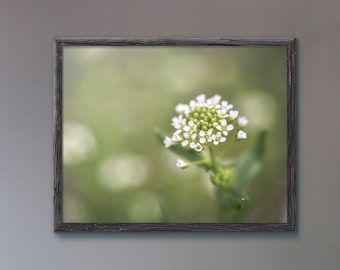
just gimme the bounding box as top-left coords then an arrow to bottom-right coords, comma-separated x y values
176,159 -> 188,169
166,94 -> 248,152
236,130 -> 247,140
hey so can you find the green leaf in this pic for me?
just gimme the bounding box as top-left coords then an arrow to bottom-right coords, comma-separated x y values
235,130 -> 267,188
215,186 -> 246,210
214,130 -> 267,218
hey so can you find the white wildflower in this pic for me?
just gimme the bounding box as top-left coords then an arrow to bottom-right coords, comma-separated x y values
212,132 -> 227,145
199,129 -> 213,144
171,130 -> 182,142
229,110 -> 239,120
163,136 -> 173,148
183,120 -> 197,134
216,119 -> 234,136
171,115 -> 186,129
216,100 -> 233,111
216,107 -> 229,118
181,133 -> 197,147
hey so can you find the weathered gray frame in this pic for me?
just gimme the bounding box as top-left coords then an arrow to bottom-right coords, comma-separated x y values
54,37 -> 297,232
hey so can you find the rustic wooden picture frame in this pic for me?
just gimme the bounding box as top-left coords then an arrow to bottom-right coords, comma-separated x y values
54,37 -> 296,232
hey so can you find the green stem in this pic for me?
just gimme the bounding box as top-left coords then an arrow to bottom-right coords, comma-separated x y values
190,159 -> 210,167
209,146 -> 222,174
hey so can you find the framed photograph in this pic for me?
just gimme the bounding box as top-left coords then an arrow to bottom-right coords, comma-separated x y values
54,37 -> 296,232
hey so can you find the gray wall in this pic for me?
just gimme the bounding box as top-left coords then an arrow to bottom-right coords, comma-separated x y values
0,0 -> 339,269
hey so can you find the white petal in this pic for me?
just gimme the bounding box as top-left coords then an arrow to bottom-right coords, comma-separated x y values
227,124 -> 234,131
216,125 -> 222,131
221,101 -> 228,107
220,137 -> 227,142
189,142 -> 196,149
183,126 -> 190,132
183,132 -> 190,139
195,143 -> 203,152
213,141 -> 219,145
191,133 -> 197,139
220,119 -> 227,126
199,130 -> 205,137
222,131 -> 228,136
199,137 -> 206,144
181,140 -> 189,147
171,133 -> 181,142
212,94 -> 221,103
189,100 -> 196,108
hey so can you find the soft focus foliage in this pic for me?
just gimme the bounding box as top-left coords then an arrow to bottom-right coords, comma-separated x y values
62,46 -> 287,223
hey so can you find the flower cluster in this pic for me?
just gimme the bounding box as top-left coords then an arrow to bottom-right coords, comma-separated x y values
164,94 -> 248,153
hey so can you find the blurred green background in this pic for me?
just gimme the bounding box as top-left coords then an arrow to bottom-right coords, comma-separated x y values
62,45 -> 287,223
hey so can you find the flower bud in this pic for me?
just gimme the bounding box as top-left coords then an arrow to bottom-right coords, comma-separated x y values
176,159 -> 189,169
